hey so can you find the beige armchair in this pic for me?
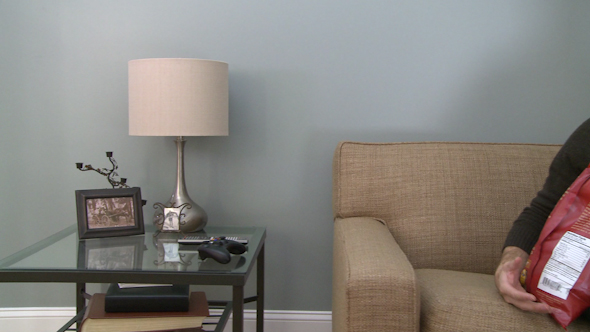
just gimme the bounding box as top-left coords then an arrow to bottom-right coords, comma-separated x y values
332,141 -> 590,332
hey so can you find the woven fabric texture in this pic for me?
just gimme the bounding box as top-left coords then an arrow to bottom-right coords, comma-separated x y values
333,217 -> 419,332
333,141 -> 560,274
417,269 -> 588,332
331,141 -> 590,332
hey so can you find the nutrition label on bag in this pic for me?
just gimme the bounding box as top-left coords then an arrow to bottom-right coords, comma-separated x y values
537,231 -> 590,300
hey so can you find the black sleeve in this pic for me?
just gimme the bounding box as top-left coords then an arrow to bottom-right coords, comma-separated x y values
503,118 -> 590,253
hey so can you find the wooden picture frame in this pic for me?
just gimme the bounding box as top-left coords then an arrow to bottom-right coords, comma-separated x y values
76,187 -> 145,239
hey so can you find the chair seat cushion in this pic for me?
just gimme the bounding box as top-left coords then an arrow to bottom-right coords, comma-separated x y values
416,269 -> 589,332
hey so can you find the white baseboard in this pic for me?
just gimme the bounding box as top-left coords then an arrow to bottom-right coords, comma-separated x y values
0,307 -> 332,332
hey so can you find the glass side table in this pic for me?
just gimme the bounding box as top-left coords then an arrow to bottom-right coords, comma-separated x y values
0,224 -> 266,332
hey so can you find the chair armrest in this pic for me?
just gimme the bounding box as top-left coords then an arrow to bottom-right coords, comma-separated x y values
333,217 -> 419,332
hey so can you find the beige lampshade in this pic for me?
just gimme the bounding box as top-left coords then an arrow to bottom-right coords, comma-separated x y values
128,58 -> 228,136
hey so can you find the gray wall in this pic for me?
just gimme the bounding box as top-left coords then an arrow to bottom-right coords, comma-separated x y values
0,1 -> 589,311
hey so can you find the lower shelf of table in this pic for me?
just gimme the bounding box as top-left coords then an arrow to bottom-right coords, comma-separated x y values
57,300 -> 233,332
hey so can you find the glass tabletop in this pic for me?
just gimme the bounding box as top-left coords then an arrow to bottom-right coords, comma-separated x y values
0,224 -> 265,277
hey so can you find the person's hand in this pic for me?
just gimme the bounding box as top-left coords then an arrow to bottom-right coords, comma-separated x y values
495,246 -> 553,314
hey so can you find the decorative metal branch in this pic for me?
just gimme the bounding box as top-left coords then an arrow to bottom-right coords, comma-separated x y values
76,152 -> 130,188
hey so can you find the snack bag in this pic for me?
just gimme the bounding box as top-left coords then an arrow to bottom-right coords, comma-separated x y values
521,165 -> 590,328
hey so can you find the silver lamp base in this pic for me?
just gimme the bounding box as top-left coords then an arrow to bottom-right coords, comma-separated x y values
154,136 -> 208,232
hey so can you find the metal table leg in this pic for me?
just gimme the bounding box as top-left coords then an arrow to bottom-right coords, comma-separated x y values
257,244 -> 265,332
233,285 -> 244,332
76,283 -> 86,330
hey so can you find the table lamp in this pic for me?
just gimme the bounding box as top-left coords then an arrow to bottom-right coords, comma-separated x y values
128,58 -> 228,232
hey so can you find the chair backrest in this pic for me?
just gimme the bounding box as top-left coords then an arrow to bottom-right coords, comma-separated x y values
333,141 -> 561,274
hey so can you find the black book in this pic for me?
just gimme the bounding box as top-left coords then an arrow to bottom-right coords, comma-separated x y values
105,284 -> 191,313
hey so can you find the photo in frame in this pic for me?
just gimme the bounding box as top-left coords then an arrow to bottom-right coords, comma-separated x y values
76,187 -> 145,239
153,202 -> 192,233
162,207 -> 182,231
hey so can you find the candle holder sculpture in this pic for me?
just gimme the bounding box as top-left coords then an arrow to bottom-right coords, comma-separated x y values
76,152 -> 129,189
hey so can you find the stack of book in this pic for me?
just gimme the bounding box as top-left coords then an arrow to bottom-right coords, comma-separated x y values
80,284 -> 209,332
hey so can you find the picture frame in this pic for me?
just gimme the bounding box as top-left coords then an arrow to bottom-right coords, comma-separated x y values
76,187 -> 145,239
153,202 -> 192,233
78,235 -> 145,270
162,207 -> 182,232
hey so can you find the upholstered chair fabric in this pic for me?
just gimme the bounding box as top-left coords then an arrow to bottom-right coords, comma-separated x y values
332,141 -> 590,332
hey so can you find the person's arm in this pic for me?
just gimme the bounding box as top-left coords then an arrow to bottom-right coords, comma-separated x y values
495,246 -> 552,313
497,118 -> 590,313
504,118 -> 590,253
